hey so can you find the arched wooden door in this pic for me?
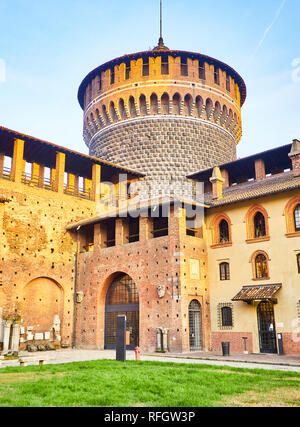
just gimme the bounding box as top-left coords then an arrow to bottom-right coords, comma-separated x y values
189,300 -> 203,351
257,301 -> 277,354
105,274 -> 139,350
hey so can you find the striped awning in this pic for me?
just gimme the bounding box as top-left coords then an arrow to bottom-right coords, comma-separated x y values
232,284 -> 282,302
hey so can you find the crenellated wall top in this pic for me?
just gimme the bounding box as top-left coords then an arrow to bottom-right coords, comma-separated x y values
78,50 -> 247,111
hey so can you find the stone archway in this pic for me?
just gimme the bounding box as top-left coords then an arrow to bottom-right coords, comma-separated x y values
21,277 -> 64,333
104,273 -> 139,350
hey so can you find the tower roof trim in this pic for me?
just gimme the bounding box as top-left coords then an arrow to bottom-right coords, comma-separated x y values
78,49 -> 247,109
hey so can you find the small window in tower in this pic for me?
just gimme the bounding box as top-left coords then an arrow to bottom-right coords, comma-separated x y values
226,74 -> 230,92
297,254 -> 300,274
98,74 -> 102,91
161,55 -> 169,75
125,63 -> 131,80
110,68 -> 115,85
214,68 -> 220,85
199,62 -> 206,80
181,57 -> 188,76
143,58 -> 150,76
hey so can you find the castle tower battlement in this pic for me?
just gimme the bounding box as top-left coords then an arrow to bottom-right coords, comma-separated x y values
78,48 -> 246,184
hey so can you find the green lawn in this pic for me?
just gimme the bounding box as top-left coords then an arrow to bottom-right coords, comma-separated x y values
0,360 -> 299,407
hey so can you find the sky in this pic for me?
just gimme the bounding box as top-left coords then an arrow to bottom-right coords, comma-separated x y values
0,0 -> 299,160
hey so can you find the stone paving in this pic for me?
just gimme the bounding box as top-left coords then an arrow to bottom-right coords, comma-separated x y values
1,349 -> 300,372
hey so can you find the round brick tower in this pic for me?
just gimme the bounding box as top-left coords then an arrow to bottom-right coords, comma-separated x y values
78,40 -> 246,185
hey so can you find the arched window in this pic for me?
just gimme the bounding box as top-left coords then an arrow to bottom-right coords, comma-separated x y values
150,93 -> 158,115
105,274 -> 139,349
221,306 -> 233,327
294,205 -> 300,232
214,102 -> 221,122
183,94 -> 193,116
220,262 -> 230,281
139,95 -> 147,115
255,254 -> 269,279
118,99 -> 127,120
102,105 -> 110,125
246,205 -> 269,242
284,198 -> 300,236
205,98 -> 213,119
219,220 -> 229,244
161,93 -> 169,114
109,102 -> 118,122
189,300 -> 202,351
172,93 -> 181,115
211,214 -> 232,248
195,96 -> 203,117
254,212 -> 266,238
129,96 -> 137,117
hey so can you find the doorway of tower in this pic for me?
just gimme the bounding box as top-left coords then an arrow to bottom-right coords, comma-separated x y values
105,274 -> 139,350
257,301 -> 277,354
189,300 -> 203,351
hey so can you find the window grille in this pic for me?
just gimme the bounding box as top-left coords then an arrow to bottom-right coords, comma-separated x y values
218,303 -> 233,329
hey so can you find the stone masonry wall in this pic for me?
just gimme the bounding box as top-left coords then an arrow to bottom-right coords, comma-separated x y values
89,116 -> 237,185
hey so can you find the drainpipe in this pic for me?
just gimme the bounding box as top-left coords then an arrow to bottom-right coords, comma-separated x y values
72,226 -> 81,349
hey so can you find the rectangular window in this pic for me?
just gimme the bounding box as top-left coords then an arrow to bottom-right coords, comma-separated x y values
152,217 -> 168,238
161,56 -> 169,75
143,58 -> 149,76
99,74 -> 102,91
221,306 -> 233,327
181,57 -> 188,76
125,64 -> 131,80
199,63 -> 206,80
220,263 -> 230,281
110,68 -> 115,85
297,254 -> 300,274
105,219 -> 116,247
218,303 -> 233,329
128,218 -> 140,243
226,75 -> 230,92
214,68 -> 220,85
